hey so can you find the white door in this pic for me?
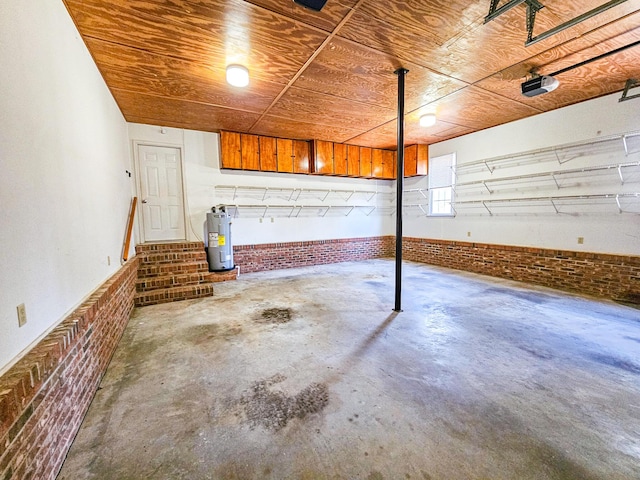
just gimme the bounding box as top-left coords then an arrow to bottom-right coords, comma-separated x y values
137,145 -> 186,242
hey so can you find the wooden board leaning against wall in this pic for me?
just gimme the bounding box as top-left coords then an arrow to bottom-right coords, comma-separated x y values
220,131 -> 428,179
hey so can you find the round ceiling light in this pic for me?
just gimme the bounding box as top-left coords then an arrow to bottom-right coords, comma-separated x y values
419,114 -> 436,127
226,64 -> 249,87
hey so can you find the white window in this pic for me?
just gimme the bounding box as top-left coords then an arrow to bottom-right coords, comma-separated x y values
428,153 -> 456,216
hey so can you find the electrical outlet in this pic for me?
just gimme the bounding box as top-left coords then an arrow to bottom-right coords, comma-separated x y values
467,231 -> 471,237
17,304 -> 27,327
271,217 -> 275,223
577,237 -> 584,244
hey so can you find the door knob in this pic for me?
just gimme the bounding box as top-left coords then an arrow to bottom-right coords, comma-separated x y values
141,199 -> 148,203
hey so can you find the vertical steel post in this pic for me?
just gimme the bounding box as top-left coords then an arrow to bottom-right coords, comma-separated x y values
394,68 -> 408,312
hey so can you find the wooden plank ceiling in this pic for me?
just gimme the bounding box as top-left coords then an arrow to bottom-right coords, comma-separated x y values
63,0 -> 640,148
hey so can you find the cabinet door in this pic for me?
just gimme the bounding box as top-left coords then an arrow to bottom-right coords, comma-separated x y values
334,143 -> 348,176
259,136 -> 277,172
347,145 -> 360,176
382,150 -> 395,179
220,131 -> 241,169
371,149 -> 384,178
293,140 -> 310,174
313,140 -> 334,174
359,147 -> 372,177
404,144 -> 418,177
277,138 -> 294,173
416,144 -> 429,176
241,134 -> 260,170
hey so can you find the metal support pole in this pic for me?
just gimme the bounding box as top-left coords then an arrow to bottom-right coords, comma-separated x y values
394,68 -> 408,312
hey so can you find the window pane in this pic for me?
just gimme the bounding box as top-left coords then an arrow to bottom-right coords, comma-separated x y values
428,153 -> 456,216
430,187 -> 452,215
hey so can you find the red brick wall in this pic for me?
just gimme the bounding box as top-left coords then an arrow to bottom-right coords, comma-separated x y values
0,258 -> 139,480
402,237 -> 640,302
234,237 -> 395,273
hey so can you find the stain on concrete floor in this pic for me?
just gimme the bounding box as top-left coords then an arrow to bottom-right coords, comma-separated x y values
57,259 -> 640,480
240,373 -> 329,431
257,307 -> 293,324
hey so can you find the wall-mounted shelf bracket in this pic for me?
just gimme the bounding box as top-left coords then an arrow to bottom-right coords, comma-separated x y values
482,201 -> 493,216
404,204 -> 429,215
483,161 -> 494,173
355,206 -> 377,216
554,149 -> 563,165
403,188 -> 429,199
482,181 -> 493,194
615,195 -> 622,213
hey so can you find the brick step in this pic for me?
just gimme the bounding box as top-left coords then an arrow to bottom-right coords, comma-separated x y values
209,268 -> 238,283
134,284 -> 214,307
136,272 -> 214,292
137,261 -> 210,279
135,241 -> 205,255
139,250 -> 207,265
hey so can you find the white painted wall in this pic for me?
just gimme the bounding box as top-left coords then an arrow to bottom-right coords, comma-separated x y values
128,124 -> 396,245
405,93 -> 640,255
0,2 -> 133,372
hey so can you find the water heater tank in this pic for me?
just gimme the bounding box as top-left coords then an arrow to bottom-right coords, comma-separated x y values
205,206 -> 234,272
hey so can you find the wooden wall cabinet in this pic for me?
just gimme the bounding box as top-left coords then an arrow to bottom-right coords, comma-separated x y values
221,130 -> 426,180
371,149 -> 384,178
347,145 -> 360,176
416,144 -> 429,176
313,140 -> 334,175
359,147 -> 372,178
404,144 -> 429,177
220,131 -> 242,169
241,134 -> 260,170
334,143 -> 348,176
293,140 -> 311,174
221,131 -> 311,174
259,136 -> 277,172
276,138 -> 294,173
381,149 -> 396,179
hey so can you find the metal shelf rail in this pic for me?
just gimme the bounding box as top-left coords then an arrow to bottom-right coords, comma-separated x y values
455,131 -> 640,175
214,185 -> 382,202
454,193 -> 640,216
456,160 -> 640,193
223,204 -> 379,218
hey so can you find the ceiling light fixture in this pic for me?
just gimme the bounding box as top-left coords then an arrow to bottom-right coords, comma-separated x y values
226,65 -> 249,87
419,114 -> 436,127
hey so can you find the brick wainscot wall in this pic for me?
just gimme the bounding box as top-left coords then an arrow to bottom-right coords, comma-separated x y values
233,237 -> 395,273
403,237 -> 640,302
0,258 -> 138,480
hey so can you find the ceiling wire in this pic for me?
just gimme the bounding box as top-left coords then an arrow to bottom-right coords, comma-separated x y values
549,39 -> 640,77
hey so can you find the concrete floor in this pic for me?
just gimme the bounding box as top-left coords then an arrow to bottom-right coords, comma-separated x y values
58,259 -> 640,480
